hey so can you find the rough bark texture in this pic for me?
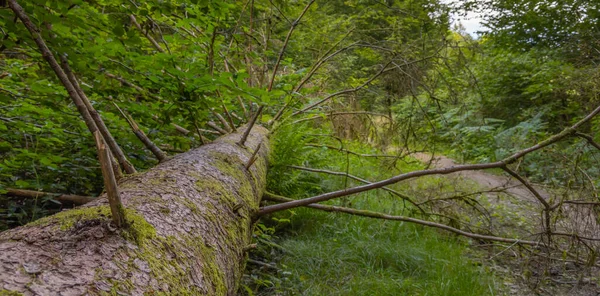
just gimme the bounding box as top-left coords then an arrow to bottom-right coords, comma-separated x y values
0,126 -> 269,296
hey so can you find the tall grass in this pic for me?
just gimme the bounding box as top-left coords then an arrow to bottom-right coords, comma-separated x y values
278,207 -> 498,296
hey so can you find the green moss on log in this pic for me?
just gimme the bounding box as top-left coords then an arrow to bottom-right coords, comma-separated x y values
0,290 -> 23,296
109,233 -> 227,295
207,151 -> 258,210
28,205 -> 113,230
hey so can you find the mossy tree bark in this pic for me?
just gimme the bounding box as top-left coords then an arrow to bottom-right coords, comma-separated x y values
0,126 -> 269,296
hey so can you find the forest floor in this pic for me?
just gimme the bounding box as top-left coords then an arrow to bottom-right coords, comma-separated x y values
245,130 -> 599,295
412,153 -> 600,296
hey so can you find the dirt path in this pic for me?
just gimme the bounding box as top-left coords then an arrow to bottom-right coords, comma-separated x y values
412,153 -> 599,238
411,152 -> 547,238
411,153 -> 600,296
412,153 -> 551,203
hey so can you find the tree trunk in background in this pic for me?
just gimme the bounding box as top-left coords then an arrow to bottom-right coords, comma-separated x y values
0,126 -> 269,296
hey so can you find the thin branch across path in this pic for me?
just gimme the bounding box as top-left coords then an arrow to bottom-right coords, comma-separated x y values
262,192 -> 539,245
258,104 -> 600,216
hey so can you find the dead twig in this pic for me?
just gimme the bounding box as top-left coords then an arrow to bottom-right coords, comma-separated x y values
113,103 -> 167,162
245,140 -> 263,170
207,121 -> 229,135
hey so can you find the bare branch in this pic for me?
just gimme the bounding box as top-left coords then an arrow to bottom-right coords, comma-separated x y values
288,165 -> 422,211
502,167 -> 550,209
292,60 -> 394,116
304,144 -> 400,158
245,140 -> 263,170
5,188 -> 94,205
574,132 -> 600,151
267,0 -> 316,92
207,121 -> 229,135
502,104 -> 600,164
231,112 -> 244,122
237,105 -> 263,146
550,231 -> 600,242
171,123 -> 191,135
258,162 -> 496,215
292,111 -> 392,124
561,200 -> 600,206
262,192 -> 539,245
113,103 -> 167,162
212,110 -> 233,133
258,103 -> 600,215
417,187 -> 506,204
221,103 -> 237,132
271,38 -> 358,122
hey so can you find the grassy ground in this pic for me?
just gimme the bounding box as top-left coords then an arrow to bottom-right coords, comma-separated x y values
273,207 -> 499,296
242,124 -> 502,295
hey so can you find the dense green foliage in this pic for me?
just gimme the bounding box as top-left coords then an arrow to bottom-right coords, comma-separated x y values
2,0 -> 600,294
1,0 -> 451,227
1,0 -> 264,228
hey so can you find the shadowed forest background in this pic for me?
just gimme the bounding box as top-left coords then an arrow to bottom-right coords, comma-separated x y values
1,0 -> 600,295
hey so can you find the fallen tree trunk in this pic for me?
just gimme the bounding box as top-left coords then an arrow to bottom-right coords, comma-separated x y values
0,126 -> 269,295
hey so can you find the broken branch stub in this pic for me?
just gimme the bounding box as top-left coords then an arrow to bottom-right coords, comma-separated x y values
94,131 -> 126,228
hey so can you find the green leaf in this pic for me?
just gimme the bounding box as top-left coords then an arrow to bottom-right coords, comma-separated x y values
40,157 -> 54,166
112,24 -> 125,36
15,180 -> 29,188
